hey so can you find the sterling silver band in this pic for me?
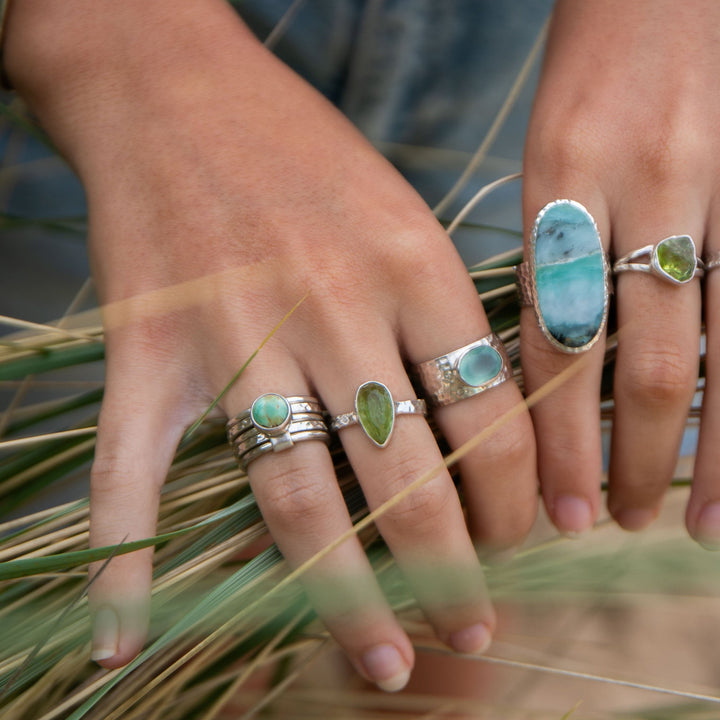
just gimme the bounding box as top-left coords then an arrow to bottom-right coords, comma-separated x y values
330,399 -> 427,432
237,429 -> 331,471
704,250 -> 720,272
415,334 -> 512,406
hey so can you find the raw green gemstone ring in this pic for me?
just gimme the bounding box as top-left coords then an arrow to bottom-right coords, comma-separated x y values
613,235 -> 704,284
330,381 -> 427,448
414,334 -> 512,406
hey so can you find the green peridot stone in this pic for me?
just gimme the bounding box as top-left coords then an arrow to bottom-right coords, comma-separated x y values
251,393 -> 290,430
655,235 -> 695,283
356,381 -> 394,447
457,345 -> 503,387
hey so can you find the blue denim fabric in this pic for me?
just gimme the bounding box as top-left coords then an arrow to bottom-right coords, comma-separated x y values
235,0 -> 553,211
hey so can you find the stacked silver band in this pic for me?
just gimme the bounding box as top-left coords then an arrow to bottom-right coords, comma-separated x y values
415,333 -> 511,406
227,394 -> 329,471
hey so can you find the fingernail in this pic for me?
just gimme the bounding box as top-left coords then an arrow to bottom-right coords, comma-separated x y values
553,495 -> 593,536
614,507 -> 657,531
448,622 -> 492,655
695,502 -> 720,549
361,644 -> 410,692
91,606 -> 119,662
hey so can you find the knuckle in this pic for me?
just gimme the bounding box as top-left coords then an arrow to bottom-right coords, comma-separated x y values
257,463 -> 334,530
381,473 -> 457,534
620,347 -> 697,408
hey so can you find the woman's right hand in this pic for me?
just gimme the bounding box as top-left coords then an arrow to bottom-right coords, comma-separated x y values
5,0 -> 538,690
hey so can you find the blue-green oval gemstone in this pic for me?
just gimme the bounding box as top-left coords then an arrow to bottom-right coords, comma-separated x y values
251,393 -> 290,430
457,345 -> 503,386
533,200 -> 607,351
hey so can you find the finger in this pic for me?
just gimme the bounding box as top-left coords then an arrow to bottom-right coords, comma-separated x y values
89,360 -> 190,668
399,243 -> 537,554
688,262 -> 720,546
223,364 -> 415,693
520,185 -> 610,536
608,198 -> 702,530
320,336 -> 496,657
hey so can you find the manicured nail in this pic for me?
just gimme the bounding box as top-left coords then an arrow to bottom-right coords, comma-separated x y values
553,495 -> 593,536
694,502 -> 720,550
613,507 -> 657,532
91,606 -> 119,662
448,623 -> 492,655
361,644 -> 410,692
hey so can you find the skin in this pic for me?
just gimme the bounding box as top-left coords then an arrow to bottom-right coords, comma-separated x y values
4,0 -> 537,691
522,0 -> 720,541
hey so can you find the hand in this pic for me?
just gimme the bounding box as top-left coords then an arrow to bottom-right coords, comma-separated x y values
522,0 -> 717,540
5,0 -> 538,689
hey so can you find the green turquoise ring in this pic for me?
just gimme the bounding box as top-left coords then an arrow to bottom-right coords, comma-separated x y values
414,334 -> 512,406
517,199 -> 610,354
613,235 -> 703,284
226,394 -> 329,471
330,381 -> 427,448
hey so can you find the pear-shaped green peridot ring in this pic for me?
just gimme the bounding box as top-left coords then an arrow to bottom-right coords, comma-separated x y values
330,381 -> 427,448
414,334 -> 512,406
613,235 -> 703,284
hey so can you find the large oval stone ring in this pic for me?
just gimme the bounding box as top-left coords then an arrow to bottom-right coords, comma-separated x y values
613,235 -> 703,284
227,394 -> 329,471
330,381 -> 427,448
516,199 -> 610,354
414,333 -> 512,406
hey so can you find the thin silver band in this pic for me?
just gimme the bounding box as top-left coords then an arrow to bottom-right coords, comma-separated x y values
226,396 -> 323,440
414,334 -> 512,406
330,399 -> 427,432
232,418 -> 329,456
704,251 -> 720,272
237,429 -> 331,471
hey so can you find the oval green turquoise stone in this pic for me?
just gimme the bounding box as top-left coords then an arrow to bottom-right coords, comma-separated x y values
251,393 -> 290,430
356,381 -> 394,447
457,345 -> 503,386
533,200 -> 607,351
656,235 -> 695,283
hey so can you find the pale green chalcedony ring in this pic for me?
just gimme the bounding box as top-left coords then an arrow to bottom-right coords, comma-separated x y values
613,235 -> 704,284
226,394 -> 329,471
414,334 -> 512,406
330,381 -> 427,448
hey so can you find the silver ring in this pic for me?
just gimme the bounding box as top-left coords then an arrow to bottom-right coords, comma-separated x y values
613,235 -> 703,284
704,250 -> 720,272
226,393 -> 329,470
414,334 -> 512,406
516,199 -> 610,354
330,381 -> 427,448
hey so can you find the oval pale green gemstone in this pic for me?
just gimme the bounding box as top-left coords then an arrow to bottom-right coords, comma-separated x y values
457,345 -> 503,386
656,235 -> 695,283
356,381 -> 394,447
251,393 -> 290,430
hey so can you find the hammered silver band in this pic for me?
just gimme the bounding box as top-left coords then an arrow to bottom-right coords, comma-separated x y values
613,235 -> 703,284
330,399 -> 427,432
227,393 -> 329,471
415,334 -> 512,406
